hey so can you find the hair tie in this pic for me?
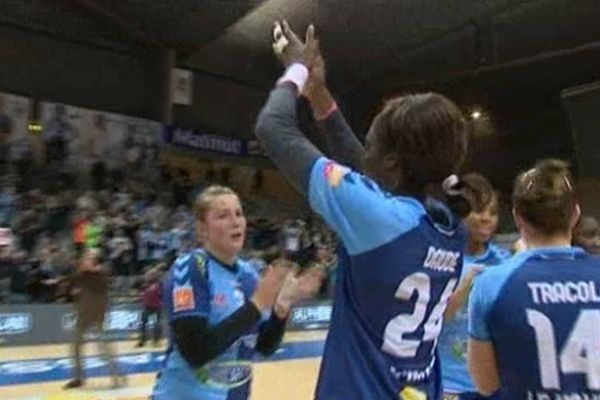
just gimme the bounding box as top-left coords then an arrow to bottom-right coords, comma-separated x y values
526,180 -> 534,192
522,168 -> 536,192
563,176 -> 573,191
442,175 -> 462,196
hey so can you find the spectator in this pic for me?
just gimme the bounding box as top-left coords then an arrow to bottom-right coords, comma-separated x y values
15,205 -> 41,254
106,228 -> 133,276
0,183 -> 17,228
84,213 -> 104,249
72,209 -> 89,259
0,165 -> 335,307
64,248 -> 123,389
136,223 -> 154,273
0,95 -> 13,176
137,268 -> 162,347
43,104 -> 77,166
7,251 -> 34,304
45,192 -> 70,236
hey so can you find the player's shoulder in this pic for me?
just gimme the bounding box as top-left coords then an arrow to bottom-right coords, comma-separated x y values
172,251 -> 194,268
236,258 -> 260,280
488,243 -> 513,263
312,158 -> 426,212
473,254 -> 523,299
579,253 -> 600,268
169,249 -> 209,277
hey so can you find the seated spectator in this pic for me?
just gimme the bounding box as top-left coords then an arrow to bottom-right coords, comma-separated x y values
106,228 -> 133,276
8,251 -> 34,303
0,183 -> 17,228
15,205 -> 41,253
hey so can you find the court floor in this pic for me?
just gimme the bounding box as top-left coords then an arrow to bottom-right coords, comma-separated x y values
0,330 -> 327,400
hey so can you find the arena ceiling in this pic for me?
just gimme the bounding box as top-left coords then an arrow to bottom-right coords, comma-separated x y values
2,0 -> 600,141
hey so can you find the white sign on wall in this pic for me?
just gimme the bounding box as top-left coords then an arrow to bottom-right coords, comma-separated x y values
171,68 -> 193,105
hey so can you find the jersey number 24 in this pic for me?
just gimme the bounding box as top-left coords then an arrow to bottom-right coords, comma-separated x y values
383,272 -> 457,358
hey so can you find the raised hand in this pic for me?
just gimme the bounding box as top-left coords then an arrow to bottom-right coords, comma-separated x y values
272,20 -> 320,70
251,263 -> 291,312
276,266 -> 325,314
294,266 -> 326,299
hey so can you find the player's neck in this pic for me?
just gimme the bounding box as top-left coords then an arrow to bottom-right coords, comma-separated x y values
204,244 -> 236,266
523,233 -> 572,250
466,240 -> 487,257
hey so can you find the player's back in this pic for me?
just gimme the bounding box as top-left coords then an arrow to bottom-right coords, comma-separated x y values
472,247 -> 600,399
310,158 -> 466,400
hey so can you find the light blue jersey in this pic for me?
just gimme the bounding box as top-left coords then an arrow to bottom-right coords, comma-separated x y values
438,243 -> 510,395
152,249 -> 264,400
309,157 -> 467,400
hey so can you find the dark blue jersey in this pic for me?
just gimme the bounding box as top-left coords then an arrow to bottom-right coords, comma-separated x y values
469,247 -> 600,399
309,157 -> 466,400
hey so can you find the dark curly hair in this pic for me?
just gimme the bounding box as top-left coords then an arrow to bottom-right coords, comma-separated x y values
362,93 -> 468,215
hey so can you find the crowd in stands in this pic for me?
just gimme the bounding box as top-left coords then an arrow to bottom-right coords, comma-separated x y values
0,165 -> 339,305
2,155 -> 598,307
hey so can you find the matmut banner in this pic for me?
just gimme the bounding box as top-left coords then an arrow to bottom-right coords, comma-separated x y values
162,125 -> 264,157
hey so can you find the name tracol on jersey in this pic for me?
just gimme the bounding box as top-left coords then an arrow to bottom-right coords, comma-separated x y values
422,246 -> 460,273
528,281 -> 600,305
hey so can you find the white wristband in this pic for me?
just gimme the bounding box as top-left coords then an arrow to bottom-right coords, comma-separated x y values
277,63 -> 309,92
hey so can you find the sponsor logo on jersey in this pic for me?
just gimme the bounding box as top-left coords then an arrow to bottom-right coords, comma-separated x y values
323,161 -> 349,187
196,361 -> 252,389
399,386 -> 426,400
173,264 -> 190,281
390,356 -> 436,384
173,286 -> 195,312
195,253 -> 207,275
213,293 -> 227,307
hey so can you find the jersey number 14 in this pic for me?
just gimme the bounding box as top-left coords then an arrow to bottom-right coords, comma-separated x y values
527,309 -> 600,390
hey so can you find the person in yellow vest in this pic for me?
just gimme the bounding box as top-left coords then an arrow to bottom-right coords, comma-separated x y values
84,213 -> 104,249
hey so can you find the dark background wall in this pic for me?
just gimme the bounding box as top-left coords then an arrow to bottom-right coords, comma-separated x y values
1,0 -> 600,216
0,24 -> 167,120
